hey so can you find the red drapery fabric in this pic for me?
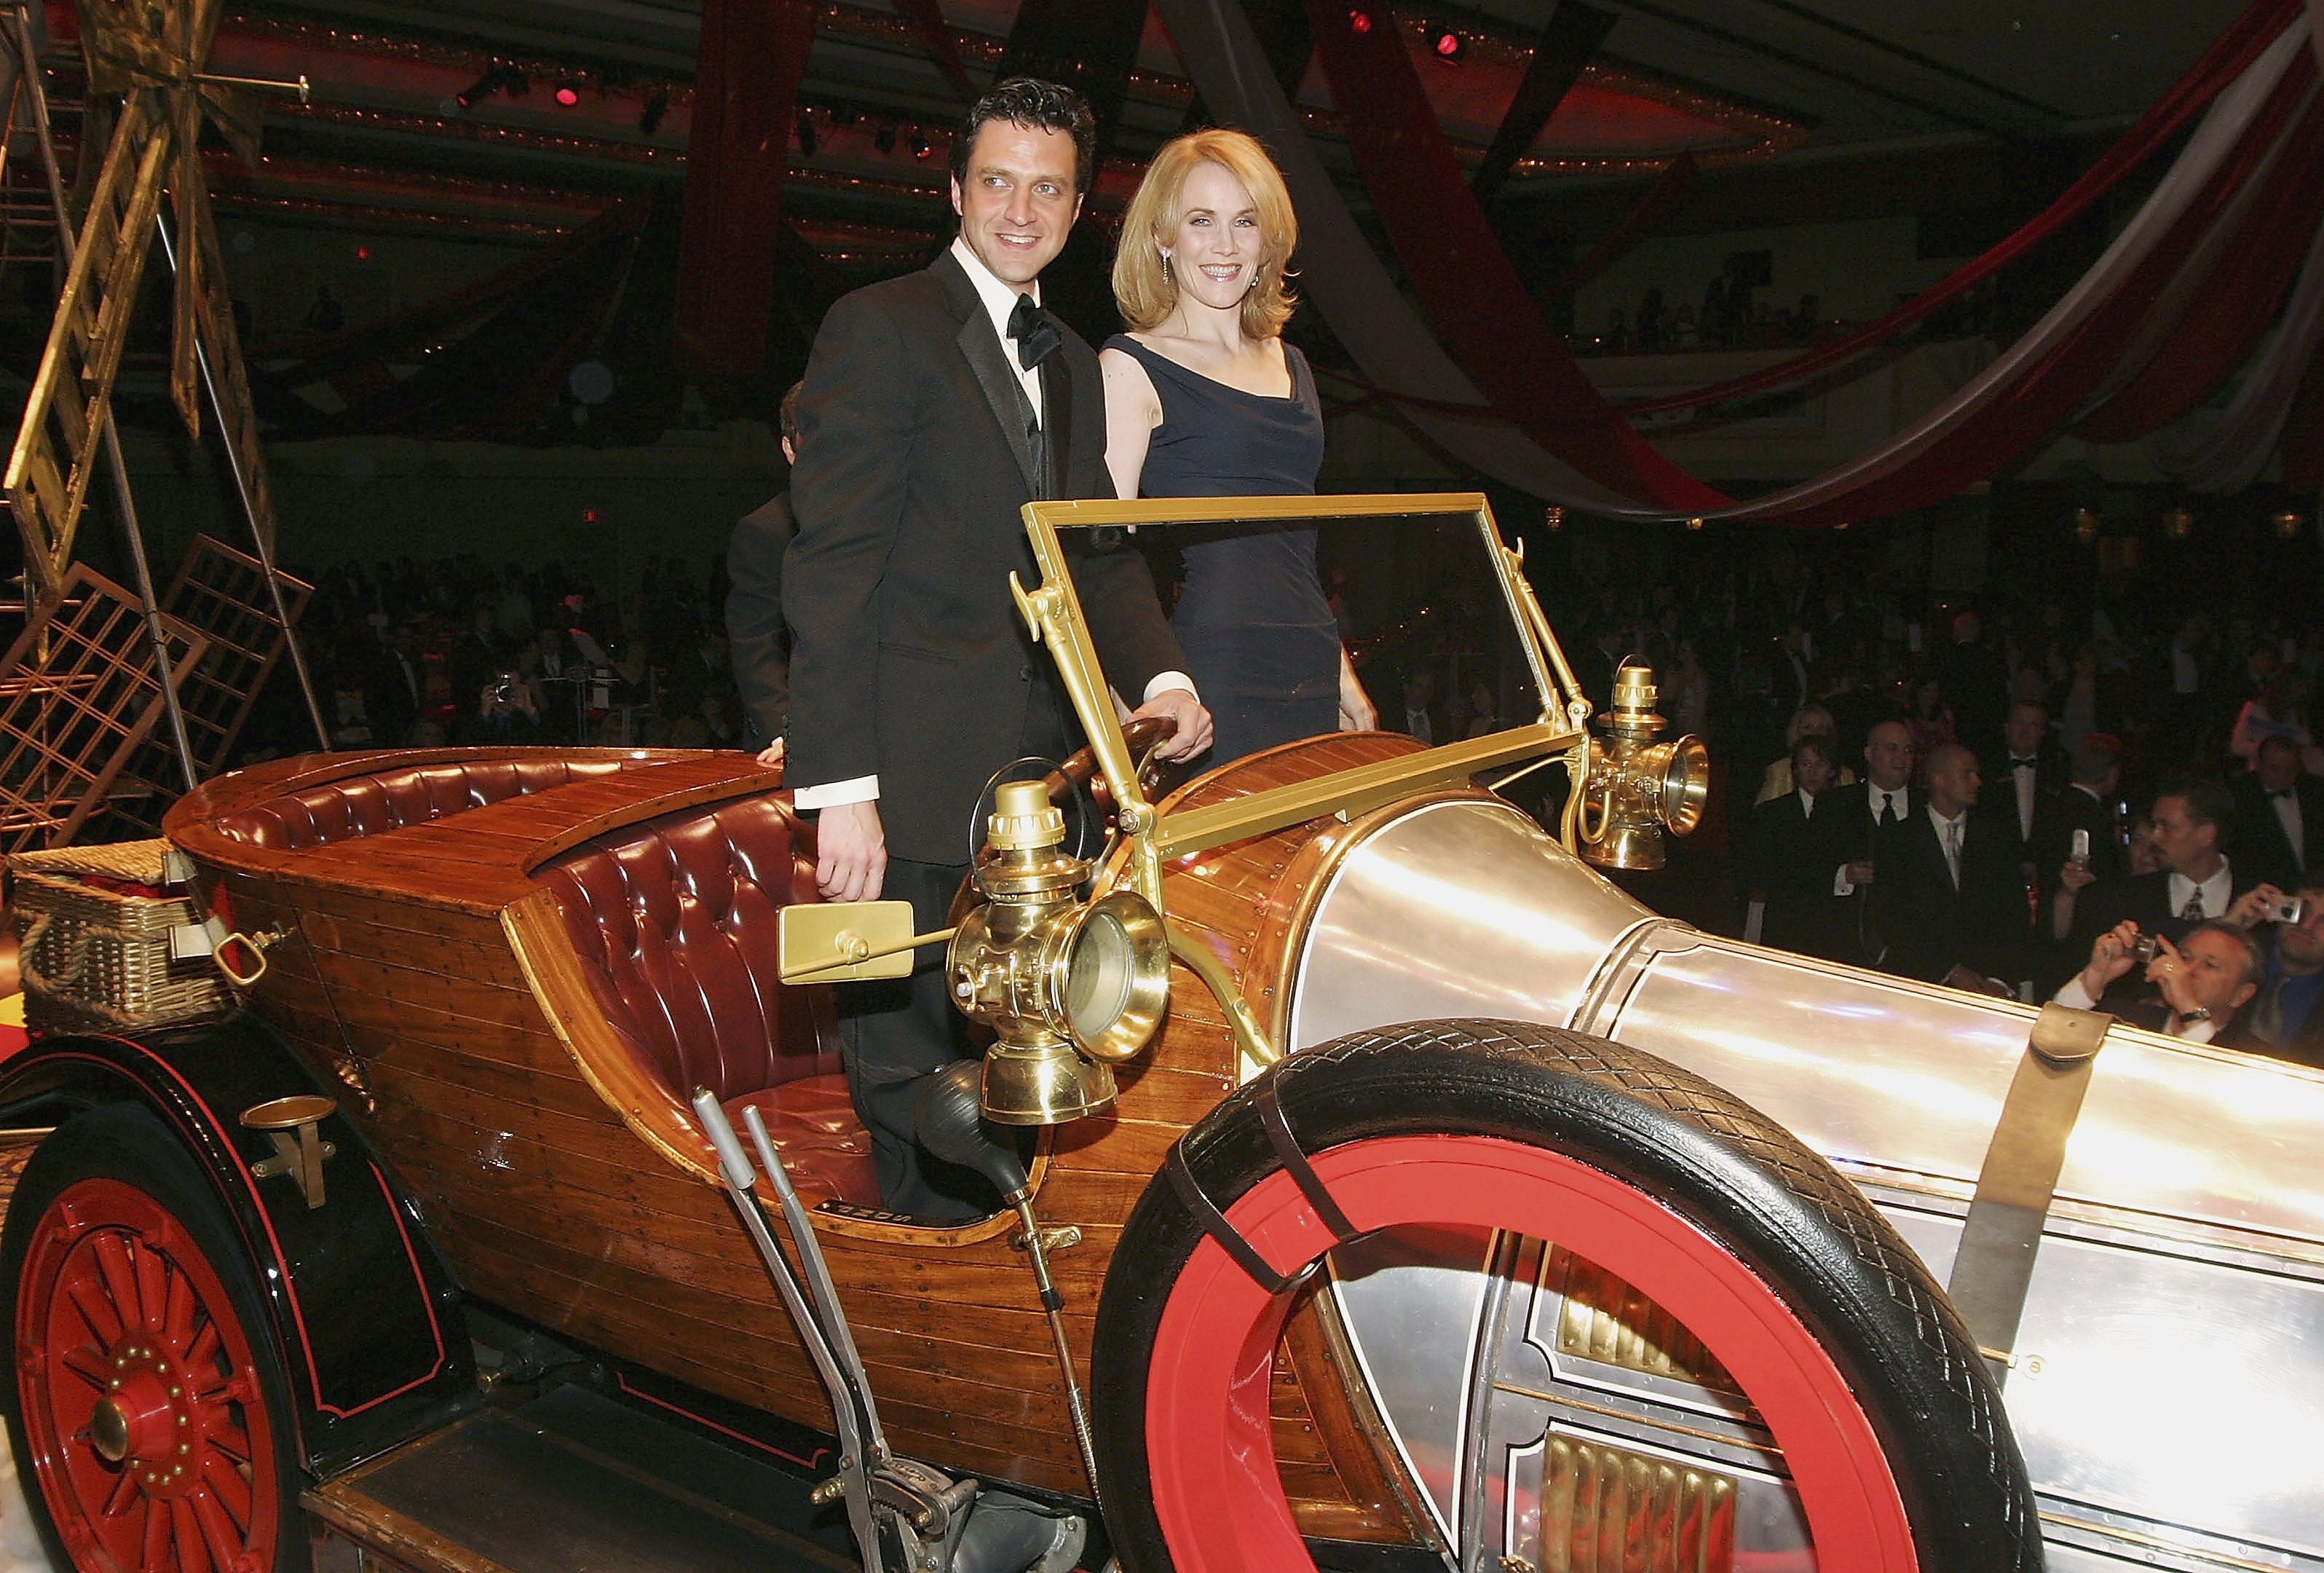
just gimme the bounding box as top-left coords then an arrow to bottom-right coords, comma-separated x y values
1546,151 -> 1699,302
1740,43 -> 2317,526
893,0 -> 982,103
673,0 -> 817,381
1602,0 -> 2306,421
2071,96 -> 2324,441
1302,0 -> 1725,510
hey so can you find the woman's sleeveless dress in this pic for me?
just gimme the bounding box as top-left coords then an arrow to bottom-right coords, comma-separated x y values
1105,334 -> 1334,766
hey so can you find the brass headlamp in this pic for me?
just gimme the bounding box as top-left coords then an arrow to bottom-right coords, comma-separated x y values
949,781 -> 1170,1125
1577,663 -> 1710,871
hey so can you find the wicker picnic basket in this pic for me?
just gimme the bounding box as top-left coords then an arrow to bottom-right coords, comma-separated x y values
6,840 -> 232,1034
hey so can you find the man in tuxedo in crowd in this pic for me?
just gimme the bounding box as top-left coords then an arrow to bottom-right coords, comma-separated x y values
2037,733 -> 2126,994
1977,697 -> 2057,961
2232,735 -> 2324,892
2042,733 -> 2127,890
2072,775 -> 2251,955
1871,742 -> 2026,990
1980,698 -> 2062,871
2242,879 -> 2324,1065
725,381 -> 804,766
1821,717 -> 1916,968
2053,918 -> 2267,1050
1744,736 -> 1846,958
784,79 -> 1210,1216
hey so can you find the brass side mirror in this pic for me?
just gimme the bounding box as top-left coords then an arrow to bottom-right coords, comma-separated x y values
778,901 -> 924,984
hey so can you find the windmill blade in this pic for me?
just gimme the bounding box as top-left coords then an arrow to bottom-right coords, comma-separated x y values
169,87 -> 200,436
4,90 -> 173,607
178,172 -> 277,551
195,79 -> 262,167
74,0 -> 174,94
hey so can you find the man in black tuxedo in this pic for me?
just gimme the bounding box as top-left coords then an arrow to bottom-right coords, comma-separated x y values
2071,775 -> 2251,957
2037,733 -> 2126,995
1980,698 -> 2062,871
1743,736 -> 1846,958
2232,736 -> 2324,892
725,381 -> 804,765
1871,742 -> 2026,990
1818,717 -> 1916,968
2054,918 -> 2267,1052
784,80 -> 1209,1217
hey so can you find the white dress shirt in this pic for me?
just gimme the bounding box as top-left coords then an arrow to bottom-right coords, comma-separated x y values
2167,860 -> 2234,922
950,235 -> 1046,422
2010,760 -> 2038,840
2052,972 -> 2219,1044
793,237 -> 1194,813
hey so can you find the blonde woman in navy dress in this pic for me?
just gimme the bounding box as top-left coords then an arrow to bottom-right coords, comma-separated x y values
1101,130 -> 1375,766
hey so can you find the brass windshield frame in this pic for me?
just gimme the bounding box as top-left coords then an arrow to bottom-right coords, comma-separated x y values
1011,492 -> 1592,907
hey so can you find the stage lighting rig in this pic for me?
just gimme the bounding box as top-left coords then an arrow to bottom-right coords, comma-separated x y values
1429,25 -> 1466,60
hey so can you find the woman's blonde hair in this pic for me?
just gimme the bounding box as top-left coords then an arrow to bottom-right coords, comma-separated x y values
1113,129 -> 1297,339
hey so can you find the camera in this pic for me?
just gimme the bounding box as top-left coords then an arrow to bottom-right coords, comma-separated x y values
2260,894 -> 2308,926
2129,930 -> 2162,964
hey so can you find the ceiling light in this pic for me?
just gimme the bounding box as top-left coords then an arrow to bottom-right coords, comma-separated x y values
554,81 -> 581,106
1429,26 -> 1466,60
909,130 -> 931,160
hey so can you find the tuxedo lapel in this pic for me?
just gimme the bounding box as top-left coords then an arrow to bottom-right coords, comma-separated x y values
955,311 -> 1039,494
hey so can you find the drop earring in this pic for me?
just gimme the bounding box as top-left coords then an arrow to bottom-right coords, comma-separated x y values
1161,252 -> 1172,280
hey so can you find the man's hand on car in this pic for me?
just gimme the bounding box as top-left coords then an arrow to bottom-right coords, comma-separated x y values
816,800 -> 886,903
1131,687 -> 1213,762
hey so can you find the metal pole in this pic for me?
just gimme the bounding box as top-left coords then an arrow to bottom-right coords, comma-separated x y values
151,210 -> 331,753
12,3 -> 199,787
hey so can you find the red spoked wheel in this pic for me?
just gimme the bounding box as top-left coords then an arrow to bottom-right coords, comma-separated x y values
3,1105 -> 300,1573
1091,1020 -> 2042,1573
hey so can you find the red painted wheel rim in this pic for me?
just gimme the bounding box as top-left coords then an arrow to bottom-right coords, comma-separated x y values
15,1178 -> 281,1573
1145,1135 -> 1918,1572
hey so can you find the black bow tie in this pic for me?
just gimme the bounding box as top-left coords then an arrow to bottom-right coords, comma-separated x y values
1008,293 -> 1061,371
2011,757 -> 2039,769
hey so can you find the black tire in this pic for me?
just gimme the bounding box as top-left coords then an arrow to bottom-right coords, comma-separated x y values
1,1103 -> 305,1573
1091,1019 -> 2040,1573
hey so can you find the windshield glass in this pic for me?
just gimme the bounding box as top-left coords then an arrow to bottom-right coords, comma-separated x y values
1021,493 -> 1589,867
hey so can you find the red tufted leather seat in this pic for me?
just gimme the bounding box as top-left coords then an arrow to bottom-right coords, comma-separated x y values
216,758 -> 632,850
534,792 -> 875,1208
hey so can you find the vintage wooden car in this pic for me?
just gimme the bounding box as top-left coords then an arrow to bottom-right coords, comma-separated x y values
1,496 -> 2319,1573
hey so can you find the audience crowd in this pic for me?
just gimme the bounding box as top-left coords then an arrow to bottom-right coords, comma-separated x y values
239,498 -> 2323,1070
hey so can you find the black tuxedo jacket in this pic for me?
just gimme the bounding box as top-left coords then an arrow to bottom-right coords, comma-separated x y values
2037,785 -> 2127,890
726,491 -> 794,752
1871,807 -> 2027,985
1811,783 -> 1913,969
784,251 -> 1182,863
1744,792 -> 1849,959
1976,748 -> 2063,866
2230,772 -> 2324,892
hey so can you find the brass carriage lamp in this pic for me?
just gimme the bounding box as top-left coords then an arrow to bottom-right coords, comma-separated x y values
949,781 -> 1170,1125
1578,663 -> 1710,871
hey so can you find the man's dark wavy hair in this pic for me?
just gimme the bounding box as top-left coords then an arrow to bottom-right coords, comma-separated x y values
952,77 -> 1097,197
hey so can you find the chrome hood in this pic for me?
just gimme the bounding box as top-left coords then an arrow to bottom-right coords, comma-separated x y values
1288,796 -> 2324,1250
